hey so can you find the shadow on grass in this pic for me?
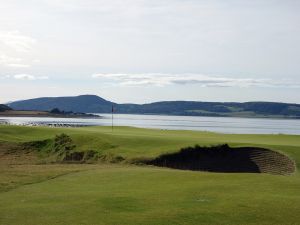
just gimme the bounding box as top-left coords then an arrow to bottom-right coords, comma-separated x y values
142,144 -> 296,175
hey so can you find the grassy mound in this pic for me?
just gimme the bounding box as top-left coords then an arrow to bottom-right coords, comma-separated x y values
1,125 -> 300,163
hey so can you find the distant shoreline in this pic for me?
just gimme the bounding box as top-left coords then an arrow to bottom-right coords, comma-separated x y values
7,95 -> 300,119
1,114 -> 300,134
0,110 -> 100,119
1,111 -> 300,120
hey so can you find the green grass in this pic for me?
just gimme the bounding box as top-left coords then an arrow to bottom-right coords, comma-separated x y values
0,164 -> 98,192
0,125 -> 300,225
1,125 -> 299,158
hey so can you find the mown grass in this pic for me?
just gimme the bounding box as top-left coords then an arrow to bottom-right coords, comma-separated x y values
0,164 -> 98,192
1,125 -> 299,159
1,166 -> 300,225
0,125 -> 300,225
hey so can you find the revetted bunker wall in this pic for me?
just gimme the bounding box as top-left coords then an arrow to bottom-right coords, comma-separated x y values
145,145 -> 296,175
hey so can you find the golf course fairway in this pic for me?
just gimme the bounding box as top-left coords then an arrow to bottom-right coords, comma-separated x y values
0,125 -> 299,225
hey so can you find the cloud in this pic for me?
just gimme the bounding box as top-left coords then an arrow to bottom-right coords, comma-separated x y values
92,73 -> 300,88
0,54 -> 30,68
6,63 -> 31,68
0,75 -> 10,79
0,31 -> 38,68
0,30 -> 36,53
13,74 -> 49,80
0,54 -> 31,68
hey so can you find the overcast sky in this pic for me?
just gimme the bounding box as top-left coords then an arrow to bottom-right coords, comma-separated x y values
1,0 -> 300,103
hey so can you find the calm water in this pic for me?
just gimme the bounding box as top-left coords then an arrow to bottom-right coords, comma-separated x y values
1,114 -> 300,135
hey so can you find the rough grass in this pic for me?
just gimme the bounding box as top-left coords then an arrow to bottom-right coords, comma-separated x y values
0,125 -> 300,225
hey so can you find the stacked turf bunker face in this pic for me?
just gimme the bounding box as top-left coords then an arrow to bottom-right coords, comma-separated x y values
145,144 -> 295,175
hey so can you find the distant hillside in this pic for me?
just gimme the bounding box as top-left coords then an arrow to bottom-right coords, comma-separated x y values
0,104 -> 11,112
8,95 -> 300,118
8,95 -> 114,113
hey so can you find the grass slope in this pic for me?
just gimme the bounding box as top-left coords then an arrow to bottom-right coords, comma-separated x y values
0,125 -> 300,225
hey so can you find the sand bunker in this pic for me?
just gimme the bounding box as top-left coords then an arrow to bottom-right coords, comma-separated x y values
144,145 -> 295,175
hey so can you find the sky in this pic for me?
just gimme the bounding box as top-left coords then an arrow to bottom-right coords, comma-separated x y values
0,0 -> 300,104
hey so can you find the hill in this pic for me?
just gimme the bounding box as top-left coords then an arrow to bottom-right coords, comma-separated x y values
0,104 -> 11,112
8,95 -> 114,113
8,95 -> 300,118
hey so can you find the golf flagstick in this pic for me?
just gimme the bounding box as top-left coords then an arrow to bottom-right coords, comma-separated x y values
111,105 -> 114,132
